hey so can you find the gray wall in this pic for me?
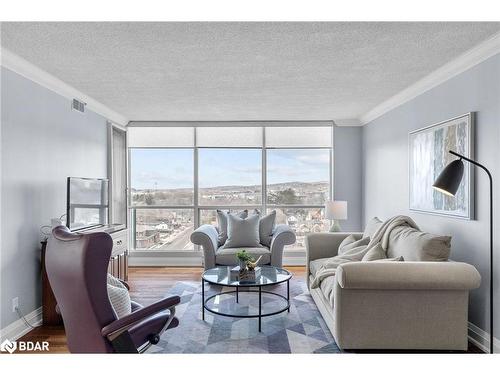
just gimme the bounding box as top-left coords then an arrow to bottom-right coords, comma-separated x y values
334,125 -> 363,232
362,53 -> 500,336
0,67 -> 108,330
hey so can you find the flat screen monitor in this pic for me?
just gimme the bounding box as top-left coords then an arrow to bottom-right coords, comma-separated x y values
67,177 -> 109,231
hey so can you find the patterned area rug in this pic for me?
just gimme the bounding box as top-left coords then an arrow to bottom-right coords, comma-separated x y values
148,278 -> 340,354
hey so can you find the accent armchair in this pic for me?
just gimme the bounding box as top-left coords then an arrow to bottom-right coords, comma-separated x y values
46,226 -> 180,353
191,224 -> 296,270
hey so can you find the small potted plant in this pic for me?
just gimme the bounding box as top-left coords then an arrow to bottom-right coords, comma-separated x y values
236,250 -> 253,270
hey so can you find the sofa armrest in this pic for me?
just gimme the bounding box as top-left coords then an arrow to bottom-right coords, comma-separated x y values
336,261 -> 481,290
190,225 -> 219,269
306,232 -> 363,262
269,224 -> 296,267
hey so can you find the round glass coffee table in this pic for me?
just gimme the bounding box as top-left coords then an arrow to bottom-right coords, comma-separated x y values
201,265 -> 292,332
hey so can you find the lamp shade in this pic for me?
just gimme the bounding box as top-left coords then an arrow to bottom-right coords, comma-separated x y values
325,200 -> 348,220
432,159 -> 464,196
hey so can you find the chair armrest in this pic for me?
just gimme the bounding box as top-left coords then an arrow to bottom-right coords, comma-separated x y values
190,225 -> 219,269
101,295 -> 180,340
305,232 -> 363,262
336,261 -> 481,290
269,225 -> 296,267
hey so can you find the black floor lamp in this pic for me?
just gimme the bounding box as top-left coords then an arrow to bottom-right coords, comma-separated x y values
433,150 -> 494,354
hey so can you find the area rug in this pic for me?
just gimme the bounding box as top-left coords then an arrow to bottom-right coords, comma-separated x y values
148,278 -> 340,354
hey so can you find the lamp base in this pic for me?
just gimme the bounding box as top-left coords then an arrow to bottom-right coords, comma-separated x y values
329,221 -> 342,232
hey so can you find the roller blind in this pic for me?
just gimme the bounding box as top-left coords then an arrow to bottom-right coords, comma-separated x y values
265,126 -> 332,148
196,127 -> 263,147
128,127 -> 194,147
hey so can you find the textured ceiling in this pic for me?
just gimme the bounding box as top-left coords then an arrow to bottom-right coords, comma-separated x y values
1,22 -> 500,122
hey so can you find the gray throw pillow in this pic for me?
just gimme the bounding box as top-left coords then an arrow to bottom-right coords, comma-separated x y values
224,213 -> 261,248
362,243 -> 387,261
363,217 -> 383,239
216,209 -> 248,246
106,274 -> 131,319
339,236 -> 370,255
253,209 -> 276,247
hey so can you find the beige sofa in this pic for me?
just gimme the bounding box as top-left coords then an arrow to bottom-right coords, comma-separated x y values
306,219 -> 481,351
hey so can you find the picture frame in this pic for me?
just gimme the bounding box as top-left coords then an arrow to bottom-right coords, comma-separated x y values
409,112 -> 475,219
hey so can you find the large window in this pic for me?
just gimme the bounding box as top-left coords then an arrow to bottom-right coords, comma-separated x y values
198,149 -> 262,205
128,124 -> 332,251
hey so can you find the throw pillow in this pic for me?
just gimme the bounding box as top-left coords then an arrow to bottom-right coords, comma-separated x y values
339,236 -> 370,255
386,226 -> 451,261
106,274 -> 131,319
362,243 -> 387,261
224,213 -> 261,248
216,209 -> 248,246
253,209 -> 276,247
363,217 -> 383,239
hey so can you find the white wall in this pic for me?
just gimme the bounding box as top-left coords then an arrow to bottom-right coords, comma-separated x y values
362,53 -> 500,338
0,67 -> 109,330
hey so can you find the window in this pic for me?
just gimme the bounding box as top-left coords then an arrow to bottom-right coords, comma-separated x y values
128,123 -> 332,252
267,149 -> 330,205
130,149 -> 194,206
198,148 -> 262,206
130,148 -> 194,250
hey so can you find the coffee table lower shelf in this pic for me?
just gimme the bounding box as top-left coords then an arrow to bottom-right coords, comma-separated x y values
201,281 -> 290,332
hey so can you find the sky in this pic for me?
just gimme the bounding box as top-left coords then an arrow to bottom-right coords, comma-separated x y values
130,148 -> 330,190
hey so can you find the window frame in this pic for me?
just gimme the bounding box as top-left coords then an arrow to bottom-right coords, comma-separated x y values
128,123 -> 334,253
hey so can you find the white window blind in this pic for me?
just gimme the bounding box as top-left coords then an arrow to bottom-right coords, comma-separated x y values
128,127 -> 194,147
265,126 -> 332,148
196,127 -> 263,147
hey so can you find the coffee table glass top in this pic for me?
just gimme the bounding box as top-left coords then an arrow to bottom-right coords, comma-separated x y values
202,265 -> 292,286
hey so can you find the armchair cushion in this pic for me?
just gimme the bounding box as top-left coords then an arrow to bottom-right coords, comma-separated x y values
216,246 -> 270,266
216,209 -> 248,246
224,213 -> 261,248
253,209 -> 276,247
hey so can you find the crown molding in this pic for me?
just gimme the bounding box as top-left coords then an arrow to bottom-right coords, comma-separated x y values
1,48 -> 128,126
334,118 -> 363,127
360,31 -> 500,125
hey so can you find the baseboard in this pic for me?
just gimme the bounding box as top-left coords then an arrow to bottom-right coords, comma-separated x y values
468,321 -> 500,353
0,307 -> 42,342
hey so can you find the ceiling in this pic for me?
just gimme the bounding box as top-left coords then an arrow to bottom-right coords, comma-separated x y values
1,22 -> 500,123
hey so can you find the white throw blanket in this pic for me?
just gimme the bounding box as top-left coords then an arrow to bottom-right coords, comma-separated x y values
310,215 -> 420,298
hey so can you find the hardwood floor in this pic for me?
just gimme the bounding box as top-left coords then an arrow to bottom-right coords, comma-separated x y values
16,266 -> 482,354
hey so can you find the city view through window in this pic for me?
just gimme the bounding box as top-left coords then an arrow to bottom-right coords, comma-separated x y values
129,126 -> 332,251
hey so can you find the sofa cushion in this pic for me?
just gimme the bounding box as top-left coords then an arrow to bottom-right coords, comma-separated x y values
224,213 -> 261,248
339,236 -> 370,256
216,246 -> 271,266
309,257 -> 330,277
363,217 -> 383,239
386,226 -> 451,261
216,209 -> 248,246
253,209 -> 276,247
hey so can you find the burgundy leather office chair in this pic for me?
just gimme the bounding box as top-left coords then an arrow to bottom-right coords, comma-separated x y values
46,226 -> 179,353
